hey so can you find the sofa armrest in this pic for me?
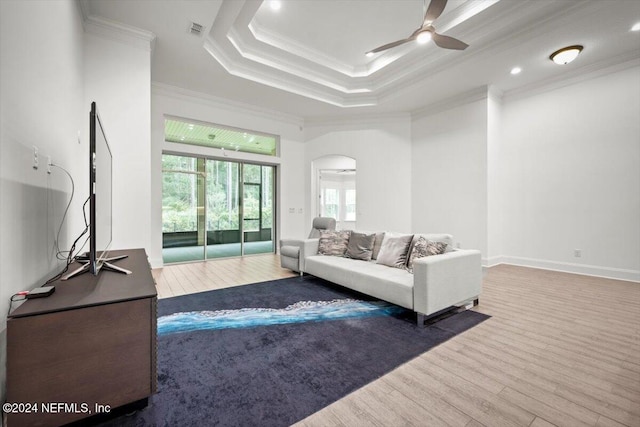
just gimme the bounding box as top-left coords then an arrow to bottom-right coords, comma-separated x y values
412,249 -> 482,316
280,239 -> 303,248
299,239 -> 320,272
279,238 -> 320,272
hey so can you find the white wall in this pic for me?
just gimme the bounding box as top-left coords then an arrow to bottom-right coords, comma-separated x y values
487,90 -> 504,262
499,65 -> 640,280
83,30 -> 152,257
150,86 -> 307,266
0,0 -> 85,405
411,98 -> 489,256
304,118 -> 413,233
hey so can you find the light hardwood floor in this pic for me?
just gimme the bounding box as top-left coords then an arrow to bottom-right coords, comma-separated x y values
152,256 -> 640,427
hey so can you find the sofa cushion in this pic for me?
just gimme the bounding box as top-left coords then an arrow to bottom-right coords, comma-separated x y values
376,234 -> 413,268
406,237 -> 448,271
346,232 -> 375,261
304,256 -> 414,309
318,230 -> 351,256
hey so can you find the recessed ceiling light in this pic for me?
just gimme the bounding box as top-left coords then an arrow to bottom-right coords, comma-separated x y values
416,31 -> 432,44
549,45 -> 583,65
631,22 -> 640,32
510,67 -> 522,75
269,1 -> 282,11
365,51 -> 375,58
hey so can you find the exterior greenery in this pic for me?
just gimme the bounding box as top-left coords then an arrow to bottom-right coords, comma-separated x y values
162,154 -> 273,235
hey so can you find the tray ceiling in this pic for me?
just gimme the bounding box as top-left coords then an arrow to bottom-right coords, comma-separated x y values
84,0 -> 640,117
206,0 -> 498,107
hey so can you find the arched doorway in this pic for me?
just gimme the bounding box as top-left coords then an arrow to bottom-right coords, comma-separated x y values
311,155 -> 356,230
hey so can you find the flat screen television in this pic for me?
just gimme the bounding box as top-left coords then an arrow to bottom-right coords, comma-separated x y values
62,102 -> 130,280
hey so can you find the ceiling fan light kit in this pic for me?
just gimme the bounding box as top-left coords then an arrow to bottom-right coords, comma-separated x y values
550,45 -> 583,65
416,30 -> 432,44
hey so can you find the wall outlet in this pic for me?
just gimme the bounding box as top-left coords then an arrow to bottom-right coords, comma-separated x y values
574,249 -> 582,258
289,208 -> 295,213
298,208 -> 303,214
32,146 -> 39,170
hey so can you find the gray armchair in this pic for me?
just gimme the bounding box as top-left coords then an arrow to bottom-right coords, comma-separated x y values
280,217 -> 336,274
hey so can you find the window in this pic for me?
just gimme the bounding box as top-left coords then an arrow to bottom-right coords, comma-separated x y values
319,170 -> 356,224
322,188 -> 339,219
165,117 -> 279,157
345,189 -> 356,221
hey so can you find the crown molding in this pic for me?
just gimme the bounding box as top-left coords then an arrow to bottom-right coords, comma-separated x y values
77,0 -> 90,25
152,82 -> 304,126
205,38 -> 375,108
249,20 -> 360,77
84,15 -> 156,52
227,27 -> 370,94
304,112 -> 411,129
503,51 -> 640,103
203,0 -> 503,108
411,86 -> 489,120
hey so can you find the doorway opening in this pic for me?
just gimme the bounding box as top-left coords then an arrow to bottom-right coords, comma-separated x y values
313,155 -> 356,230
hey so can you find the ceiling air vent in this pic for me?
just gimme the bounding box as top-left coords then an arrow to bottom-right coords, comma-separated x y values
188,22 -> 204,36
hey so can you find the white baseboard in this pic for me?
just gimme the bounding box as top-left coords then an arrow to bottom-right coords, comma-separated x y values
486,255 -> 640,283
149,257 -> 163,269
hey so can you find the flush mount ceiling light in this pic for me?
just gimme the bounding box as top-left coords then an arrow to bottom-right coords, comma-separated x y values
510,67 -> 522,75
549,45 -> 583,65
632,22 -> 640,32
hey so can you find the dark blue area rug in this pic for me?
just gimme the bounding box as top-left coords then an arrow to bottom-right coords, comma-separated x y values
102,275 -> 488,427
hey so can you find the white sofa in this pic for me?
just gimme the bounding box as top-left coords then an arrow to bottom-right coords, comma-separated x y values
292,233 -> 482,325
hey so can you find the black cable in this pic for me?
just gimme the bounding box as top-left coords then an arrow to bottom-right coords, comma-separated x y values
7,293 -> 27,317
50,164 -> 75,261
43,196 -> 91,285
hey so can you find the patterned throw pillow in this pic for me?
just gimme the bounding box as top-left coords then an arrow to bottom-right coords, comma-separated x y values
406,237 -> 448,272
318,230 -> 352,256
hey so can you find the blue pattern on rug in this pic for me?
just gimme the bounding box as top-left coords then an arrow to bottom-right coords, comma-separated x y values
98,276 -> 489,427
157,299 -> 405,334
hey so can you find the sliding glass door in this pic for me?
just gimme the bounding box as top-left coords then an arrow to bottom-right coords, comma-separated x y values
162,154 -> 275,264
243,164 -> 274,255
206,160 -> 241,258
161,155 -> 206,263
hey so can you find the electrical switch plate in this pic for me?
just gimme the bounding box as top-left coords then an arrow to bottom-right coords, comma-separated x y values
33,146 -> 39,170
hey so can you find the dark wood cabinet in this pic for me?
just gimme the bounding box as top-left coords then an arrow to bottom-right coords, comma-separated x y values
6,249 -> 157,427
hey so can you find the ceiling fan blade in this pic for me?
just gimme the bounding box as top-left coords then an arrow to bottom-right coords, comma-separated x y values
432,32 -> 468,50
424,0 -> 447,24
367,37 -> 413,54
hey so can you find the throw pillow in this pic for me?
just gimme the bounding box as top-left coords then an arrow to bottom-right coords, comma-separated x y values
346,231 -> 376,261
375,234 -> 413,268
318,230 -> 351,256
371,232 -> 385,260
406,237 -> 448,272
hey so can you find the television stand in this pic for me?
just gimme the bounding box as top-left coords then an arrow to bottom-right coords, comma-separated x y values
6,249 -> 157,427
61,254 -> 131,280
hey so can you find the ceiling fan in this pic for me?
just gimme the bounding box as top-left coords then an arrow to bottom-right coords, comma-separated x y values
365,0 -> 468,56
